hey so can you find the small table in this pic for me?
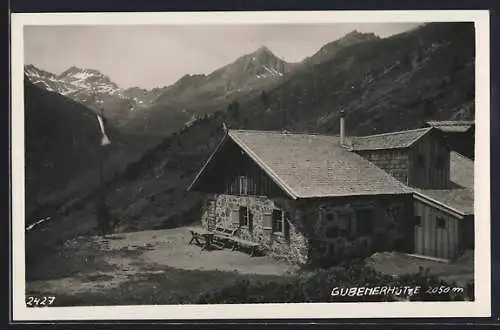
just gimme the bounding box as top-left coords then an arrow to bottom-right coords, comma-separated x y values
229,237 -> 261,257
188,227 -> 215,251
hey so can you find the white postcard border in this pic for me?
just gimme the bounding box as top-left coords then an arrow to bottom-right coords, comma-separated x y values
10,10 -> 491,321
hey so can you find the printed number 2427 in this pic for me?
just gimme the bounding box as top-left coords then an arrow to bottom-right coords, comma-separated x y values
26,296 -> 56,307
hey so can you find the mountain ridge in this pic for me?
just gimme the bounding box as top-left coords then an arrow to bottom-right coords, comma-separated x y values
25,29 -> 384,135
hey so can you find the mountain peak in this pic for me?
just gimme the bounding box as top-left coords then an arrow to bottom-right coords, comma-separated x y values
304,30 -> 380,65
247,45 -> 281,60
254,45 -> 272,54
59,66 -> 104,78
24,64 -> 57,79
345,29 -> 361,36
340,30 -> 379,42
59,65 -> 80,76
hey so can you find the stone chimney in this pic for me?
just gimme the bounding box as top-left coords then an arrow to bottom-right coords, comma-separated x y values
340,110 -> 346,146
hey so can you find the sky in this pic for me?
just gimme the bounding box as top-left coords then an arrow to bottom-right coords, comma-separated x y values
24,23 -> 421,89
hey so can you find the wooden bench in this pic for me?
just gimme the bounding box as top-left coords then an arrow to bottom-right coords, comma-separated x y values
187,227 -> 223,251
214,225 -> 239,237
230,237 -> 261,257
212,225 -> 240,247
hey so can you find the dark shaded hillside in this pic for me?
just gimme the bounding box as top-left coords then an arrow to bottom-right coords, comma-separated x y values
26,22 -> 476,250
25,77 -> 98,216
24,77 -> 146,221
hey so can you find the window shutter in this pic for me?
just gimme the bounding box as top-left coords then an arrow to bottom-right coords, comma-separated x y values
231,210 -> 240,226
239,209 -> 244,226
248,211 -> 254,232
263,213 -> 272,230
284,213 -> 291,242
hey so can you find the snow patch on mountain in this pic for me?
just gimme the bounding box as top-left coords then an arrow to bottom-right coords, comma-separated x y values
262,65 -> 283,77
24,65 -> 158,117
185,114 -> 198,128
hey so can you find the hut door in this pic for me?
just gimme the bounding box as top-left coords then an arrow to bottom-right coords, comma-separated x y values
206,200 -> 216,230
413,214 -> 424,255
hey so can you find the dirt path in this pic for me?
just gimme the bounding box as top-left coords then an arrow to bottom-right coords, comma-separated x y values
27,226 -> 299,299
108,227 -> 299,275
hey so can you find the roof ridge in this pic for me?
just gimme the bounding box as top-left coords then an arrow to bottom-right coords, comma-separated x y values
416,187 -> 472,192
451,150 -> 471,160
427,120 -> 475,125
229,129 -> 327,137
352,127 -> 432,140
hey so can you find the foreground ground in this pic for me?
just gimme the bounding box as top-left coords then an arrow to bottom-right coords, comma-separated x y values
26,226 -> 298,306
365,251 -> 474,288
26,226 -> 474,306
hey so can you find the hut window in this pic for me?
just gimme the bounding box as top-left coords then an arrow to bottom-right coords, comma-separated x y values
270,210 -> 291,240
239,206 -> 249,227
435,155 -> 446,169
417,153 -> 425,167
414,215 -> 422,226
436,217 -> 446,229
356,208 -> 374,235
239,176 -> 248,195
272,209 -> 284,233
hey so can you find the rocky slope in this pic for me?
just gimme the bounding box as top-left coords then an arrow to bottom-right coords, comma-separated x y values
155,46 -> 286,105
122,46 -> 290,134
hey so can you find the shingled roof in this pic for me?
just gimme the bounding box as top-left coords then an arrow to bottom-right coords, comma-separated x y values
450,151 -> 474,189
426,120 -> 475,133
205,130 -> 412,199
349,127 -> 433,151
414,188 -> 474,216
